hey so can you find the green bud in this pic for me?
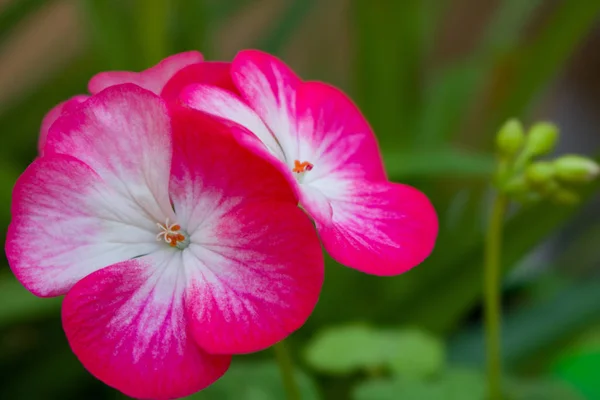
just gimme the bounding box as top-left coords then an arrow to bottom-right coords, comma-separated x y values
502,175 -> 529,195
525,161 -> 555,186
553,154 -> 600,183
525,122 -> 559,156
496,119 -> 525,156
552,188 -> 580,205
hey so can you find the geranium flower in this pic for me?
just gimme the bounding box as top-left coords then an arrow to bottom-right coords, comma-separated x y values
37,51 -> 232,154
176,50 -> 438,276
7,84 -> 323,399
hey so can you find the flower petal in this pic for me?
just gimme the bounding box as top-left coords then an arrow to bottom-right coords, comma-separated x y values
294,81 -> 387,183
6,155 -> 161,297
168,107 -> 324,354
231,49 -> 301,159
62,252 -> 230,400
88,51 -> 204,95
161,61 -> 236,103
302,180 -> 438,276
38,95 -> 88,155
180,83 -> 285,160
45,84 -> 174,224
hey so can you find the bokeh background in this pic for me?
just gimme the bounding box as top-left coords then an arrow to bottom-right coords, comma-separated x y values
0,1 -> 599,399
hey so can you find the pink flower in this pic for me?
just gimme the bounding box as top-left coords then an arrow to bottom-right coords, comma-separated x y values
7,84 -> 323,399
177,50 -> 438,276
38,51 -> 232,154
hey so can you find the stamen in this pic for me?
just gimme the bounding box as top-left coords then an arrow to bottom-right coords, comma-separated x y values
293,160 -> 314,173
156,218 -> 189,249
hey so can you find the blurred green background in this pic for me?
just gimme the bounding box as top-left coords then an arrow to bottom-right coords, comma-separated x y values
1,0 -> 599,399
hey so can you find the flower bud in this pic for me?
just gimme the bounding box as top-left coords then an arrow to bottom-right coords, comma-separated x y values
496,119 -> 525,156
502,176 -> 529,195
525,161 -> 554,186
554,155 -> 600,183
525,122 -> 558,156
552,188 -> 580,205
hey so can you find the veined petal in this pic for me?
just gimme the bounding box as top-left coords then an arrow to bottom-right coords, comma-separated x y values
180,83 -> 285,160
231,49 -> 301,160
62,252 -> 230,400
161,61 -> 236,103
45,84 -> 175,224
38,95 -> 88,155
88,51 -> 204,95
168,106 -> 298,232
294,81 -> 387,183
168,107 -> 324,354
6,155 -> 161,297
302,180 -> 438,276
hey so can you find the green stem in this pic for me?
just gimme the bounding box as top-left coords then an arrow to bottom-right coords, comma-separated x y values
273,340 -> 301,400
484,193 -> 508,400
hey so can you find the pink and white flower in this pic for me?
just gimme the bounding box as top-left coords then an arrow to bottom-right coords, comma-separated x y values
178,50 -> 439,276
7,84 -> 323,399
38,51 -> 232,154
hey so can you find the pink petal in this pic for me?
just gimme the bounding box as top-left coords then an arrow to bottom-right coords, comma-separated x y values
38,95 -> 88,155
161,61 -> 237,103
302,180 -> 438,276
62,253 -> 231,400
6,154 -> 161,297
231,50 -> 301,158
88,51 -> 204,95
294,81 -> 387,183
180,83 -> 286,160
169,107 -> 324,354
45,84 -> 175,223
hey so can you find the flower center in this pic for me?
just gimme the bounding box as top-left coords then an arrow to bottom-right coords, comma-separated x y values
293,160 -> 313,174
156,218 -> 189,249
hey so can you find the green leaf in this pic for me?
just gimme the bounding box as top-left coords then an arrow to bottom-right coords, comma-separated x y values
304,325 -> 391,375
353,378 -> 440,400
0,276 -> 61,326
185,360 -> 320,399
384,148 -> 495,179
505,378 -> 585,400
304,325 -> 444,378
387,329 -> 445,379
352,368 -> 485,400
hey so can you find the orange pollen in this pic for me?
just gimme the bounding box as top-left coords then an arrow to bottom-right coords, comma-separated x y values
293,160 -> 314,173
156,219 -> 188,248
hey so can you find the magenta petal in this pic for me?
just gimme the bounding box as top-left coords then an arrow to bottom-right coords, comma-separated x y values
45,84 -> 175,222
169,108 -> 324,354
38,95 -> 88,155
294,81 -> 387,183
62,254 -> 231,400
303,180 -> 438,276
88,51 -> 204,95
161,61 -> 236,103
5,154 -> 160,297
231,50 -> 301,156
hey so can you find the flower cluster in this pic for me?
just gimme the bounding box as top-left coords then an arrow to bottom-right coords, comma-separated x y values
5,50 -> 438,399
495,118 -> 599,204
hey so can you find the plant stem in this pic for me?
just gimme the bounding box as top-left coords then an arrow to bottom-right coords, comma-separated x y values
484,193 -> 508,400
273,340 -> 301,400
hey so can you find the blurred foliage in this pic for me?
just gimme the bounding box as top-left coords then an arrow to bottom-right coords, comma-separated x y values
0,0 -> 599,399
